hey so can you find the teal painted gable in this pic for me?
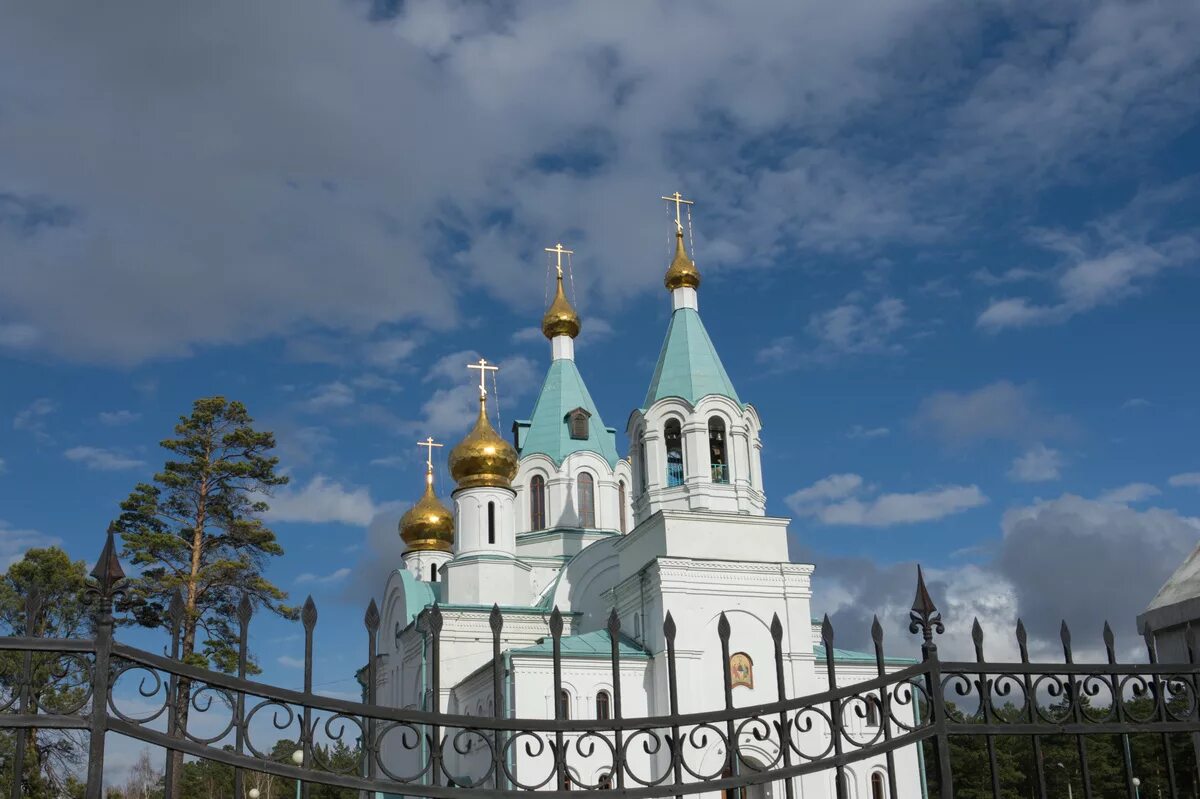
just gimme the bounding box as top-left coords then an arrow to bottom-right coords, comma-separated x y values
518,358 -> 620,467
644,308 -> 741,407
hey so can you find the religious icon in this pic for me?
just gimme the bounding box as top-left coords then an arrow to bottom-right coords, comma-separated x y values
729,652 -> 753,689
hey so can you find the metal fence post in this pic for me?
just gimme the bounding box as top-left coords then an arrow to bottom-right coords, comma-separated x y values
910,565 -> 952,799
9,590 -> 42,799
234,595 -> 252,799
300,595 -> 318,799
163,589 -> 183,799
365,598 -> 381,787
84,528 -> 126,799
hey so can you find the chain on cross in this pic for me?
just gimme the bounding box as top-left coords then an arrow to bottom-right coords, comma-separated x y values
661,190 -> 695,234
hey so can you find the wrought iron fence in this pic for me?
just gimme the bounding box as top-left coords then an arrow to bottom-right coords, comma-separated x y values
2,530 -> 1200,799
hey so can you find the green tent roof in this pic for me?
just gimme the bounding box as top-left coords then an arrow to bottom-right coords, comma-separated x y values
644,308 -> 740,407
813,645 -> 918,665
517,358 -> 619,467
512,629 -> 650,660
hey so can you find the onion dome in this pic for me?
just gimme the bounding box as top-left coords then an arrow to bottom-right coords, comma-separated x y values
449,397 -> 519,490
399,468 -> 454,553
664,230 -> 701,291
541,270 -> 581,339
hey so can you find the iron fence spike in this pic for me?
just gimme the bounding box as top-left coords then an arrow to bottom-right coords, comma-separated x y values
167,588 -> 184,628
549,605 -> 563,638
1015,617 -> 1027,646
717,611 -> 731,641
428,603 -> 443,635
770,612 -> 783,642
364,598 -> 380,632
821,613 -> 834,647
870,615 -> 883,644
490,603 -> 503,634
606,606 -> 620,638
301,595 -> 318,630
1102,620 -> 1114,652
663,611 -> 677,641
971,617 -> 983,645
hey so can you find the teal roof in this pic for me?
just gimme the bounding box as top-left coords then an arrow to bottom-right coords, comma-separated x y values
512,629 -> 650,660
517,358 -> 619,467
814,645 -> 918,665
394,569 -> 438,628
644,308 -> 741,407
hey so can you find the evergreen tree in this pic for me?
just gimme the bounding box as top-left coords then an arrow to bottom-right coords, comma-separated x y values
112,396 -> 295,796
0,547 -> 90,798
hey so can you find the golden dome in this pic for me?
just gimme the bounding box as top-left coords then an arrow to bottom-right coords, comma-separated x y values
449,397 -> 519,490
399,469 -> 454,553
664,230 -> 701,291
542,271 -> 581,339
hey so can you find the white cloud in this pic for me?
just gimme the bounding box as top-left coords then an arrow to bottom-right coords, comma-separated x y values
0,322 -> 38,349
0,456 -> 6,474
807,297 -> 906,357
1097,482 -> 1161,504
99,409 -> 141,426
277,655 -> 305,669
3,2 -> 1194,363
64,446 -> 145,471
847,425 -> 890,440
787,473 -> 987,527
0,520 -> 60,568
1008,444 -> 1063,483
364,337 -> 419,370
914,381 -> 1072,448
295,567 -> 351,585
1169,473 -> 1200,489
1122,398 -> 1152,409
13,398 -> 57,440
265,475 -> 376,526
418,351 -> 539,437
299,382 -> 356,413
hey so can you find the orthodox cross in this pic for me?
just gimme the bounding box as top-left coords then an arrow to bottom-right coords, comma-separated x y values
416,436 -> 443,472
467,357 -> 499,400
661,191 -> 694,234
544,242 -> 574,278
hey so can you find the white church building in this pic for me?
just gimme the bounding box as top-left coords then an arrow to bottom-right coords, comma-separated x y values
376,201 -> 923,799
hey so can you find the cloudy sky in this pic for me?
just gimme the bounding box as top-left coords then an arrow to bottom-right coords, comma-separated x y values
3,0 -> 1200,717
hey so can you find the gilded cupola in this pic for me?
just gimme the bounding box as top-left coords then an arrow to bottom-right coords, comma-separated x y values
542,269 -> 581,339
664,229 -> 701,291
449,395 -> 520,490
399,464 -> 454,553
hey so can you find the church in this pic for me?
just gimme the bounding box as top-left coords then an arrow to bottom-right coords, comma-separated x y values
375,196 -> 923,799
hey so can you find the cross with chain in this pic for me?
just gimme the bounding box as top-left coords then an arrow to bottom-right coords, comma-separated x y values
416,436 -> 443,471
660,191 -> 694,234
544,242 -> 574,278
467,357 -> 499,399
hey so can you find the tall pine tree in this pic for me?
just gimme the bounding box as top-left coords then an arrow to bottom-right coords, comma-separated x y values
112,396 -> 295,795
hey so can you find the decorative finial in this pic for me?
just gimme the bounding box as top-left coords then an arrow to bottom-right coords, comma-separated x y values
85,525 -> 127,611
541,243 -> 581,340
908,565 -> 944,645
661,191 -> 701,292
448,356 -> 519,490
467,357 -> 500,402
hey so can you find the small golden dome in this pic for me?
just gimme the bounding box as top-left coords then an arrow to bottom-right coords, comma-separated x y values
664,230 -> 701,291
399,470 -> 454,553
542,271 -> 581,339
449,397 -> 519,490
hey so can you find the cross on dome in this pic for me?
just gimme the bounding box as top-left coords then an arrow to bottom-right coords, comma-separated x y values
660,191 -> 694,234
544,242 -> 574,278
467,357 -> 499,400
416,436 -> 443,477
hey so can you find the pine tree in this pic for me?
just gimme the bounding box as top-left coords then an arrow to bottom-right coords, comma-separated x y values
112,396 -> 295,796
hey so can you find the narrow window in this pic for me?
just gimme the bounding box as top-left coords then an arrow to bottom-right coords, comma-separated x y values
596,690 -> 611,720
664,419 -> 684,487
865,695 -> 879,727
871,771 -> 886,799
430,563 -> 437,582
568,408 -> 589,440
557,689 -> 571,720
530,475 -> 547,531
708,417 -> 728,484
618,480 -> 627,533
577,472 -> 596,528
637,431 -> 648,491
487,501 -> 496,544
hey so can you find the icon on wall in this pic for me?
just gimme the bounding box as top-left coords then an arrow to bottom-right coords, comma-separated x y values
730,652 -> 753,689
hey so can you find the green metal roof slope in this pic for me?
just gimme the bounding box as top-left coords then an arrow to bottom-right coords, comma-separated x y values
512,629 -> 650,660
644,308 -> 741,407
518,358 -> 619,468
813,645 -> 918,665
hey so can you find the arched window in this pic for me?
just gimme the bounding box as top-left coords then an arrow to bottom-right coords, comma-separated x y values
664,419 -> 684,487
530,475 -> 547,531
618,480 -> 627,533
595,690 -> 611,720
430,563 -> 437,582
567,408 -> 590,440
865,695 -> 879,727
637,431 -> 648,491
557,689 -> 571,719
871,771 -> 886,799
708,417 -> 728,484
487,501 -> 496,544
577,472 -> 595,528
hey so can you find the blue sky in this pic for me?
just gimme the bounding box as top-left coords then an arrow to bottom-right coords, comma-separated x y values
2,0 -> 1200,700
